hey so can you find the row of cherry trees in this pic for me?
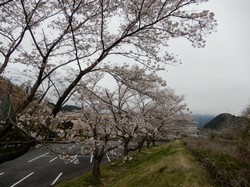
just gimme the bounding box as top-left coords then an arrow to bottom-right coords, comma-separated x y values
0,0 -> 215,177
9,64 -> 194,176
58,65 -> 194,176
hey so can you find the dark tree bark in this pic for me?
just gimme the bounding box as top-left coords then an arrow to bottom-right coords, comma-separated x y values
152,139 -> 156,146
137,138 -> 145,152
123,138 -> 132,157
92,150 -> 104,177
147,139 -> 151,148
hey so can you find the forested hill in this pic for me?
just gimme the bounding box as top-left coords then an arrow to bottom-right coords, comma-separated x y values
61,105 -> 81,112
203,113 -> 248,130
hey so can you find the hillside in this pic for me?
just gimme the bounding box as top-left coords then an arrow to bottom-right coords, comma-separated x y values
61,105 -> 81,112
0,76 -> 33,163
0,76 -> 26,115
203,113 -> 248,130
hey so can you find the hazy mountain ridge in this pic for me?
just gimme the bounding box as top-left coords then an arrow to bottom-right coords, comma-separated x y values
203,113 -> 249,130
191,114 -> 215,128
61,105 -> 81,112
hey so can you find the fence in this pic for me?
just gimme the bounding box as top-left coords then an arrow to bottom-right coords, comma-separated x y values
0,100 -> 12,122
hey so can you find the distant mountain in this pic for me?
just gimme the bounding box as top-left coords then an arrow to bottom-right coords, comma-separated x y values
191,114 -> 215,128
203,113 -> 247,130
61,105 -> 81,112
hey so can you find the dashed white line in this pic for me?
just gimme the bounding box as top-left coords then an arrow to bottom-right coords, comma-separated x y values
28,152 -> 49,162
90,154 -> 93,163
49,157 -> 58,163
69,145 -> 75,150
10,172 -> 34,187
0,172 -> 4,176
51,172 -> 63,186
106,153 -> 111,162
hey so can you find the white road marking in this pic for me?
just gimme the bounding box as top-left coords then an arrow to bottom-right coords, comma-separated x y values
48,155 -> 91,164
106,153 -> 111,162
10,172 -> 34,187
28,152 -> 49,162
90,154 -> 93,163
0,172 -> 4,176
49,157 -> 58,163
69,145 -> 75,150
51,172 -> 63,186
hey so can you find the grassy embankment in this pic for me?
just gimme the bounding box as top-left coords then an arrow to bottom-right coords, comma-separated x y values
183,136 -> 250,187
183,118 -> 250,187
57,140 -> 214,187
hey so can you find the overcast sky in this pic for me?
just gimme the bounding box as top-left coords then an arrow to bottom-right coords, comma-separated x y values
160,0 -> 250,115
3,0 -> 249,116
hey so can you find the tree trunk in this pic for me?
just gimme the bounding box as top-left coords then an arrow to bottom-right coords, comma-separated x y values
92,151 -> 104,177
92,157 -> 101,177
137,139 -> 145,152
147,139 -> 151,148
123,140 -> 129,156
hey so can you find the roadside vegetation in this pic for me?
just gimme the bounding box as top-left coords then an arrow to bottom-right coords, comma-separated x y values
183,117 -> 250,187
183,137 -> 250,187
57,140 -> 214,187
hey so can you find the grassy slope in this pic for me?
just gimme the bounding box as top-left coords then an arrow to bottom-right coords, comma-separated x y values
183,137 -> 250,186
58,140 -> 214,187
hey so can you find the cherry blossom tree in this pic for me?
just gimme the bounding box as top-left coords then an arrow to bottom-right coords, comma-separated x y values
74,65 -> 192,157
101,65 -> 165,156
1,0 -> 216,114
1,64 -> 194,178
104,65 -> 194,147
127,80 -> 195,150
0,1 -> 14,7
0,0 -> 216,176
145,90 -> 195,143
0,1 -> 31,74
74,93 -> 118,176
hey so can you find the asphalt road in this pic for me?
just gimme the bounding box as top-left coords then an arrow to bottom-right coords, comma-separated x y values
0,144 -> 103,187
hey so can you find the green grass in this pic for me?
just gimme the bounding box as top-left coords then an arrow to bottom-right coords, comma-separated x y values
58,140 -> 214,187
183,137 -> 250,186
56,173 -> 101,187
